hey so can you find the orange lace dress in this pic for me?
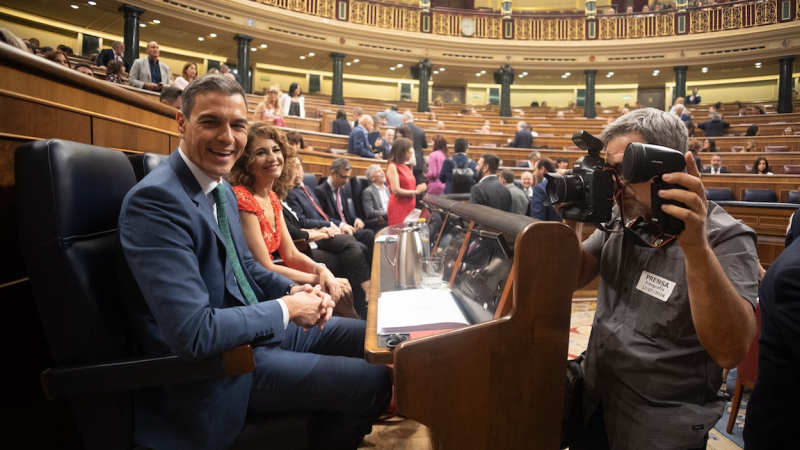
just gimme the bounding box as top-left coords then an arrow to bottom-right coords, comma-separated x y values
233,186 -> 282,260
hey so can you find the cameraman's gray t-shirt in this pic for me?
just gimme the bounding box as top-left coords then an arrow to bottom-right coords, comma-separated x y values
581,201 -> 758,449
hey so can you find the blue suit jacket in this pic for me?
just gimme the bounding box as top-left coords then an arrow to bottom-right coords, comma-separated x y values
509,129 -> 534,149
286,184 -> 342,229
117,151 -> 292,450
347,125 -> 375,158
530,179 -> 563,222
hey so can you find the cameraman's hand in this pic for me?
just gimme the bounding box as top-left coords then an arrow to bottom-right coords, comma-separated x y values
658,152 -> 709,252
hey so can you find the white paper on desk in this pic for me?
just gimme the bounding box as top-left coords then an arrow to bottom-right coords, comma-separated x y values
377,289 -> 470,335
374,234 -> 394,243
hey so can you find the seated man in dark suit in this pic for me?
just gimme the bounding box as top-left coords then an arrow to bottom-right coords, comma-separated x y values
286,158 -> 374,266
470,153 -> 512,213
116,75 -> 391,450
529,157 -> 563,222
507,121 -> 534,148
347,115 -> 376,159
96,40 -> 130,73
701,154 -> 730,174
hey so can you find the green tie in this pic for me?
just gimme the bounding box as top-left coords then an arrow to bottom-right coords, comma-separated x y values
212,184 -> 259,306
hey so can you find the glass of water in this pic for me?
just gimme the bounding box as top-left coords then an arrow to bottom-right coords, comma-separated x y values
420,256 -> 445,289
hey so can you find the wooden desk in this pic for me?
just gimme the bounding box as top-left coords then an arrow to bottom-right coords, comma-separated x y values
365,198 -> 579,449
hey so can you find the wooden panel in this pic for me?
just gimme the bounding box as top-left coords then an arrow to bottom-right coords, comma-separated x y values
0,95 -> 91,143
92,118 -> 171,154
0,137 -> 30,285
169,136 -> 180,153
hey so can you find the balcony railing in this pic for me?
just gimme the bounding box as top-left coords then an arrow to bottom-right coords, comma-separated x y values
254,0 -> 795,40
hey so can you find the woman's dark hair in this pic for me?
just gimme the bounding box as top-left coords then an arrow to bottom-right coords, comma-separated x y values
751,157 -> 771,174
106,59 -> 124,76
228,122 -> 297,199
335,109 -> 347,120
285,130 -> 305,149
702,138 -> 717,152
428,111 -> 438,121
745,125 -> 759,136
44,50 -> 71,67
387,137 -> 413,165
432,135 -> 449,157
289,82 -> 301,97
395,125 -> 411,139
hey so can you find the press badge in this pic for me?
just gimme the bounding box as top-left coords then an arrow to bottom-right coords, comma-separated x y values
635,270 -> 676,302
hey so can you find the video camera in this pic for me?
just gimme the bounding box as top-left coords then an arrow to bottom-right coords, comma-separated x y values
545,130 -> 688,234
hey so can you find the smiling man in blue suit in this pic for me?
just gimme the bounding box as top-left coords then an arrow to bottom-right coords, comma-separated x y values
116,75 -> 391,450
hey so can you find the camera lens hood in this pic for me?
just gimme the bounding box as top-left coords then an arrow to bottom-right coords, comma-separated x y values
622,143 -> 686,184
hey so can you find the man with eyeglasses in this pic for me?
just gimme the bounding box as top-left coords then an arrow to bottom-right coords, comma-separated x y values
314,158 -> 375,265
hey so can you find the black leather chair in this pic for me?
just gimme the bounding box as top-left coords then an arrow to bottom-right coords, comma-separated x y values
128,152 -> 167,180
705,188 -> 734,201
16,141 -> 321,450
742,189 -> 777,203
304,172 -> 320,187
788,190 -> 800,204
350,175 -> 384,232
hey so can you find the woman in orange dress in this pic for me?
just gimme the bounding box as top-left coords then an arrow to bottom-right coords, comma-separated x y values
228,122 -> 356,317
386,137 -> 427,226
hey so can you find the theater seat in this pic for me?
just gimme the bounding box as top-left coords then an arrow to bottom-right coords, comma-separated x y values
303,172 -> 320,187
784,165 -> 800,174
15,140 -> 322,450
742,189 -> 777,202
730,146 -> 743,152
765,145 -> 789,153
787,190 -> 800,204
705,188 -> 734,201
128,152 -> 167,181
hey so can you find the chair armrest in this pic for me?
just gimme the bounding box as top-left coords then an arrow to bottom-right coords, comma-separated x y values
294,238 -> 308,252
41,344 -> 255,400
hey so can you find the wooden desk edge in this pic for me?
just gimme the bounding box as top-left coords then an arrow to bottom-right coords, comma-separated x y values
365,228 -> 393,364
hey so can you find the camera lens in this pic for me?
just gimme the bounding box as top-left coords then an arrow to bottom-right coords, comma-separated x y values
545,173 -> 585,205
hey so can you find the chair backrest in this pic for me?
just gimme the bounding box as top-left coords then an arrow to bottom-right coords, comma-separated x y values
738,303 -> 761,382
303,172 -> 319,188
15,140 -> 139,450
705,188 -> 734,201
765,145 -> 789,153
128,153 -> 168,181
516,159 -> 529,167
330,148 -> 347,155
742,189 -> 777,202
349,176 -> 370,220
745,164 -> 753,172
730,146 -> 743,152
788,190 -> 800,204
784,165 -> 800,174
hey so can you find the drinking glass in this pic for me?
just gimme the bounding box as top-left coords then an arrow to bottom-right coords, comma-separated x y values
420,256 -> 445,289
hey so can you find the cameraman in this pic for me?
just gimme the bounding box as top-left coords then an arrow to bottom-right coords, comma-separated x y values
568,108 -> 758,450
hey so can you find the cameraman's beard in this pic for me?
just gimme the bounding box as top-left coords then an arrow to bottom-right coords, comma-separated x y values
618,187 -> 650,222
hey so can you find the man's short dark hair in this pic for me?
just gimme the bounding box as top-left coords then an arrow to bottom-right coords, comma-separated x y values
536,157 -> 555,173
74,62 -> 93,73
454,138 -> 469,153
556,157 -> 569,166
481,153 -> 500,174
395,125 -> 411,139
180,75 -> 245,119
391,105 -> 398,112
330,158 -> 351,174
160,86 -> 183,105
499,169 -> 515,184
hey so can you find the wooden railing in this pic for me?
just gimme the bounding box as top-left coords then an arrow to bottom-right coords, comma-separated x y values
253,0 -> 795,40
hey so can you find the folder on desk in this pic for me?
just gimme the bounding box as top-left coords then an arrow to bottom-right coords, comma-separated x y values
377,289 -> 469,335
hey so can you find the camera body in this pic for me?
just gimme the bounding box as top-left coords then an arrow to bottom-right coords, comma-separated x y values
545,130 -> 615,223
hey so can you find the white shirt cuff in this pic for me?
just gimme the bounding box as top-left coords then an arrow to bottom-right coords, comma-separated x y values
277,299 -> 290,329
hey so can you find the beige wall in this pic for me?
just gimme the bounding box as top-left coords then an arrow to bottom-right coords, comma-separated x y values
0,20 -> 78,51
667,78 -> 779,106
252,68 -> 309,95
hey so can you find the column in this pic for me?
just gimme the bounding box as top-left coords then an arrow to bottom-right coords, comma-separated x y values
497,64 -> 514,117
673,66 -> 688,105
584,70 -> 597,119
417,58 -> 431,113
234,34 -> 254,94
119,4 -> 145,68
330,52 -> 346,106
778,56 -> 795,114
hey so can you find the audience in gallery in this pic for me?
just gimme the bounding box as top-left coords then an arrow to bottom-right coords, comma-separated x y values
74,63 -> 94,77
280,82 -> 305,118
381,104 -> 402,126
44,50 -> 70,68
428,111 -> 438,122
331,109 -> 351,136
0,28 -> 29,52
105,59 -> 125,85
470,153 -> 512,213
702,154 -> 730,174
361,164 -> 390,224
744,139 -> 759,153
386,138 -> 426,226
96,40 -> 129,72
745,124 -> 760,137
686,88 -> 701,105
480,124 -> 492,134
128,41 -> 172,92
159,86 -> 183,109
173,62 -> 197,89
751,156 -> 773,175
347,115 -> 376,159
499,169 -> 530,216
432,96 -> 443,107
228,122 -> 358,318
426,135 -> 448,195
701,138 -> 717,152
254,85 -> 286,127
436,121 -> 446,131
